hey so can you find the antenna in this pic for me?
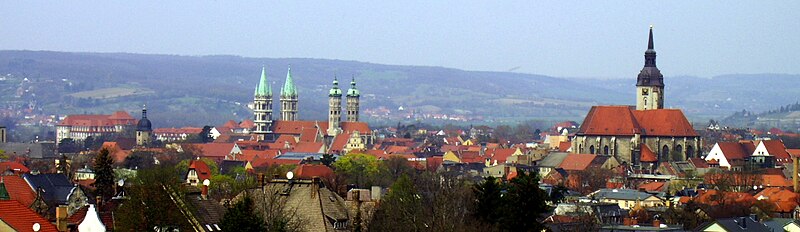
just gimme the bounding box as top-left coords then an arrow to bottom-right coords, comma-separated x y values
286,171 -> 294,180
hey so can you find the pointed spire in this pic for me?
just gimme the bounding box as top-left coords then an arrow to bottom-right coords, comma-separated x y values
141,104 -> 147,119
281,66 -> 297,97
648,25 -> 654,50
347,75 -> 360,97
255,66 -> 272,97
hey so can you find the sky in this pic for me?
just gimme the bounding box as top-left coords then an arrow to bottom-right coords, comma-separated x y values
1,1 -> 798,78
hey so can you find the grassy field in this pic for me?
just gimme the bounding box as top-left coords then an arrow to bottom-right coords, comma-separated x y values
69,87 -> 152,99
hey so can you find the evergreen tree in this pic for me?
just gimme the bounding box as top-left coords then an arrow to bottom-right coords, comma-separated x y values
369,174 -> 422,231
93,148 -> 115,201
220,195 -> 266,232
501,170 -> 550,231
473,176 -> 503,226
199,126 -> 212,143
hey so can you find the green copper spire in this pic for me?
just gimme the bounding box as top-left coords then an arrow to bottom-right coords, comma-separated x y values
281,66 -> 298,97
329,76 -> 342,97
255,66 -> 272,97
347,76 -> 360,97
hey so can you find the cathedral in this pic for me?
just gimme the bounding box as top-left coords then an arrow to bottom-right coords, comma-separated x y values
571,27 -> 701,169
250,66 -> 372,153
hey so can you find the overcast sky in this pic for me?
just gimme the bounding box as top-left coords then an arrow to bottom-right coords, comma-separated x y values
1,1 -> 798,78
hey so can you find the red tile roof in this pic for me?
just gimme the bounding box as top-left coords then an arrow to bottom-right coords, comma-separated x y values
755,188 -> 799,213
292,164 -> 333,179
237,149 -> 279,162
558,141 -> 572,152
340,122 -> 371,135
577,106 -> 640,136
640,143 -> 658,162
292,142 -> 324,153
59,111 -> 135,127
328,133 -> 350,153
0,162 -> 30,174
577,106 -> 697,137
272,121 -> 327,135
100,142 -> 131,164
688,158 -> 709,168
638,181 -> 667,192
558,154 -> 597,171
1,175 -> 37,207
250,157 -> 301,168
0,200 -> 58,232
153,127 -> 203,134
693,190 -> 755,206
460,151 -> 485,164
189,160 -> 212,182
385,145 -> 410,154
760,140 -> 790,160
191,143 -> 237,158
488,148 -> 517,164
67,205 -> 115,230
716,142 -> 750,160
239,119 -> 255,129
298,128 -> 319,143
274,135 -> 297,147
632,109 -> 698,137
788,149 -> 800,158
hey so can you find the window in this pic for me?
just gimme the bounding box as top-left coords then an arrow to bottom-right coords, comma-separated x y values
604,146 -> 609,155
661,145 -> 670,160
589,145 -> 595,154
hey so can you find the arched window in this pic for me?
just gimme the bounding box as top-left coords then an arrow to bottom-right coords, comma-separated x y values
579,144 -> 583,153
686,146 -> 694,158
661,145 -> 670,160
589,145 -> 595,154
604,145 -> 609,155
675,145 -> 683,159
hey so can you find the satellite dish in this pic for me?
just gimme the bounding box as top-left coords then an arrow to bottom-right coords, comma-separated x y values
203,179 -> 211,186
286,171 -> 294,180
33,223 -> 40,232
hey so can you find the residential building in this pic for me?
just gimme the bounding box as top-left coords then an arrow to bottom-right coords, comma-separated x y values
56,111 -> 136,142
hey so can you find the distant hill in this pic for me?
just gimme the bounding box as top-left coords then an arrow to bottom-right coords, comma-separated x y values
0,50 -> 797,128
720,102 -> 800,131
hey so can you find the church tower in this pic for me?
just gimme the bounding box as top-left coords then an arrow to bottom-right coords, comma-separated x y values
280,67 -> 298,121
636,26 -> 665,111
346,76 -> 360,122
253,67 -> 273,141
135,106 -> 152,146
327,77 -> 343,136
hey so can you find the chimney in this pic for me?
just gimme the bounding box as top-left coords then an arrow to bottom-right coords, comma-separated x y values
55,206 -> 68,232
652,219 -> 660,228
201,185 -> 208,200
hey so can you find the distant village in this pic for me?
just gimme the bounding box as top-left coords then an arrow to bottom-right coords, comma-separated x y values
2,28 -> 800,232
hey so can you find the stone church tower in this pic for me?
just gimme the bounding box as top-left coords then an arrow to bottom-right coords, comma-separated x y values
636,26 -> 665,111
253,67 -> 273,141
280,67 -> 299,121
327,77 -> 343,136
346,77 -> 360,122
135,106 -> 152,146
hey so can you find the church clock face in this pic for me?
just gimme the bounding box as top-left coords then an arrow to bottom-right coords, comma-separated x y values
642,88 -> 649,95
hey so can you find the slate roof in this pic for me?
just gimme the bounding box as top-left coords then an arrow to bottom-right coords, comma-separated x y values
538,152 -> 570,168
0,142 -> 57,159
23,173 -> 77,205
248,179 -> 350,231
591,188 -> 663,201
0,200 -> 58,232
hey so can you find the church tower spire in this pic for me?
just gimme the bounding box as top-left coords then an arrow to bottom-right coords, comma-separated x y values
327,76 -> 343,136
136,105 -> 152,146
253,66 -> 273,140
636,25 -> 665,110
346,76 -> 360,122
280,66 -> 298,121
